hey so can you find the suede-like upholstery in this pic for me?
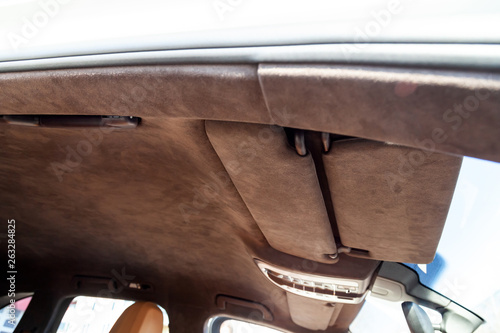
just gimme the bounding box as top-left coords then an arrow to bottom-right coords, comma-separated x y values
0,118 -> 376,333
0,63 -> 490,332
287,293 -> 337,331
1,65 -> 500,162
206,121 -> 337,263
324,140 -> 462,263
259,64 -> 500,163
0,65 -> 269,122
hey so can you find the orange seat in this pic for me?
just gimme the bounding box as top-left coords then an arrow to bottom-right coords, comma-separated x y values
110,302 -> 163,333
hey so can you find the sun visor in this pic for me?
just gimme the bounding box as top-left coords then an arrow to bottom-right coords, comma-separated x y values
206,121 -> 337,263
323,139 -> 461,263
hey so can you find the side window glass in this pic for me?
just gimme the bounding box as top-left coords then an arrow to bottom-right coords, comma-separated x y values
56,296 -> 169,333
0,296 -> 33,333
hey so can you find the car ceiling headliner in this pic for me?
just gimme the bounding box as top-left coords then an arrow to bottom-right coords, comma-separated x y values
1,63 -> 499,332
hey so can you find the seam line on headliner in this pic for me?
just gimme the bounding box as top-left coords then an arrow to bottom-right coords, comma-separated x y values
256,64 -> 276,125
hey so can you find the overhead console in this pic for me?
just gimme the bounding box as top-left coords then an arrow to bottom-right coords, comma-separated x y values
255,259 -> 370,305
255,259 -> 371,331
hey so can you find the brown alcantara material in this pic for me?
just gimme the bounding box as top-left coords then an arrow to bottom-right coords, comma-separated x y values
1,63 -> 495,331
0,116 -> 374,332
323,139 -> 462,263
1,65 -> 500,162
285,293 -> 364,333
0,65 -> 270,122
206,121 -> 337,263
258,64 -> 500,163
286,293 -> 337,331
